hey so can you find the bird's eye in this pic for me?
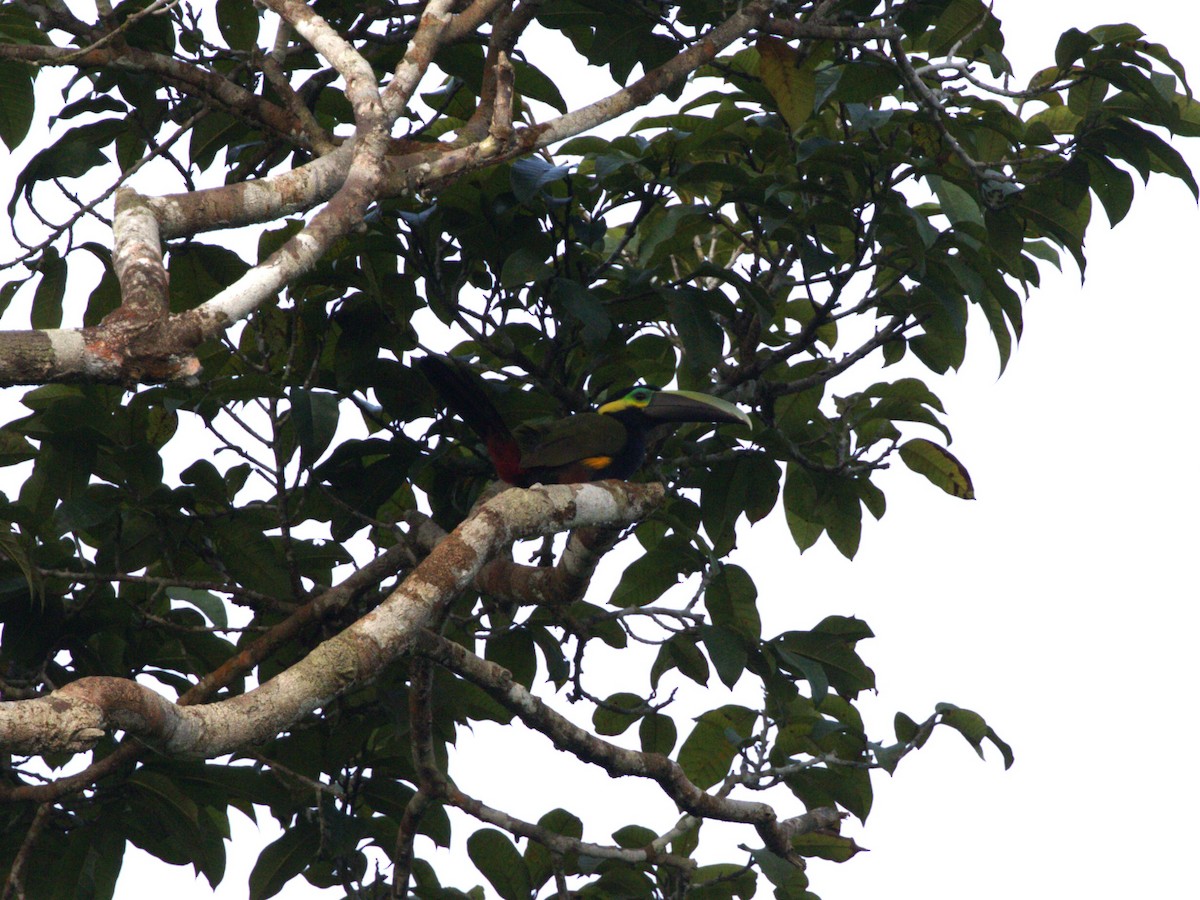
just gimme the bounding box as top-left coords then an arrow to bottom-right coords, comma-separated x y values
633,388 -> 651,403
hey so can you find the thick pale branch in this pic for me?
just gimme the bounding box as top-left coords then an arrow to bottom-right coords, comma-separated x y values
3,0 -> 807,388
0,540 -> 418,803
132,0 -> 772,241
382,0 -> 456,119
102,191 -> 170,329
0,482 -> 664,758
147,146 -> 363,240
460,1 -> 538,141
169,0 -> 454,336
441,0 -> 512,46
260,0 -> 381,124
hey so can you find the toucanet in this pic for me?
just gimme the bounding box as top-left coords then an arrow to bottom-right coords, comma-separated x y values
419,356 -> 750,487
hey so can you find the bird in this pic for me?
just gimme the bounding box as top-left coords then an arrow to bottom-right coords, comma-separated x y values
418,355 -> 751,487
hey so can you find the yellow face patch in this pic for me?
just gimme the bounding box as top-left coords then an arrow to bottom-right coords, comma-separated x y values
582,456 -> 614,470
597,387 -> 654,416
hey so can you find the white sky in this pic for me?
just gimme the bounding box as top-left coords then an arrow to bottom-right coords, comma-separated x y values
1,2 -> 1196,898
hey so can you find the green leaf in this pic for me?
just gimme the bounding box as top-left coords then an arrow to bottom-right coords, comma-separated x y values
928,0 -> 994,57
31,248 -> 66,329
592,691 -> 645,736
668,288 -> 724,379
690,862 -> 758,898
639,712 -> 677,755
291,388 -> 340,469
669,634 -> 711,686
677,705 -> 757,789
937,703 -> 1015,768
486,628 -> 538,688
510,156 -> 570,205
610,547 -> 689,608
789,831 -> 867,862
1055,28 -> 1098,70
612,824 -> 657,849
930,176 -> 984,228
0,60 -> 34,150
894,712 -> 919,744
248,822 -> 319,900
704,564 -> 761,640
898,438 -> 975,499
751,848 -> 810,893
466,829 -> 533,900
167,586 -> 229,629
1086,154 -> 1136,226
124,769 -> 220,879
512,57 -> 568,113
775,630 -> 875,700
873,742 -> 905,775
523,807 -> 583,888
700,452 -> 780,552
701,624 -> 748,689
167,241 -> 250,311
1026,104 -> 1083,136
216,0 -> 259,50
537,808 -> 583,840
782,464 -> 824,553
499,245 -> 551,287
11,120 -> 120,215
552,277 -> 610,346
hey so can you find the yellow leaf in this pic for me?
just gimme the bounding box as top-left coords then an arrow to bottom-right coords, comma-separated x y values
898,438 -> 975,499
757,36 -> 815,131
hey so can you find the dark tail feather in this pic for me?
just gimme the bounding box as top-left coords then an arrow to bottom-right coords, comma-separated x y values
418,356 -> 521,482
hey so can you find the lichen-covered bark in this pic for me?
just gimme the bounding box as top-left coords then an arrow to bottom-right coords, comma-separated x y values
0,481 -> 663,757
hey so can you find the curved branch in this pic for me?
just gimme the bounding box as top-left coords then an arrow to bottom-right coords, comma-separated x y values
474,525 -> 622,605
140,0 -> 772,241
444,782 -> 698,871
527,0 -> 773,149
0,43 -> 309,148
0,481 -> 664,758
0,538 -> 419,803
170,0 -> 456,338
0,0 -> 774,388
412,627 -> 811,860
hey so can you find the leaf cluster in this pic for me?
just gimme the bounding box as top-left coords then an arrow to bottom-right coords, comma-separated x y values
0,1 -> 1194,897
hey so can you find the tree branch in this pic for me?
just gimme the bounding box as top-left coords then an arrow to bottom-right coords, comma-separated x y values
0,482 -> 664,758
411,627 -> 814,861
0,43 -> 309,147
474,525 -> 622,605
0,536 -> 418,803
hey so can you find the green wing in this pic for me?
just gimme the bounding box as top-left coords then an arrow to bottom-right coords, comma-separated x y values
516,413 -> 630,469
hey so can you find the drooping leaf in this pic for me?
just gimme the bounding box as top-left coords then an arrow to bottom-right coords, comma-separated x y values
937,702 -> 1015,768
216,0 -> 259,50
758,37 -> 816,131
610,544 -> 697,608
639,712 -> 678,755
898,438 -> 975,499
0,61 -> 34,150
31,247 -> 66,329
466,829 -> 533,900
248,823 -> 321,900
